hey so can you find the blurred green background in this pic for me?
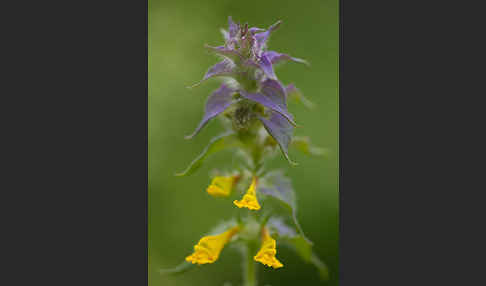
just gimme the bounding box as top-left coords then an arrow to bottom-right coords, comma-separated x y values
149,0 -> 338,285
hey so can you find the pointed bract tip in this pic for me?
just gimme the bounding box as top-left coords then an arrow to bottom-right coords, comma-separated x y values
203,44 -> 217,52
303,101 -> 316,109
270,20 -> 282,31
285,117 -> 298,127
282,151 -> 298,166
241,24 -> 248,36
304,236 -> 314,245
301,59 -> 311,67
187,81 -> 202,89
288,158 -> 298,166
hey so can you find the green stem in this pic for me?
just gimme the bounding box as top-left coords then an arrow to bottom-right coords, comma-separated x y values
244,243 -> 257,286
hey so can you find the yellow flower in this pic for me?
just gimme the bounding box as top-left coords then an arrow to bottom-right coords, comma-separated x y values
254,228 -> 283,269
186,226 -> 240,265
206,175 -> 238,197
233,176 -> 261,210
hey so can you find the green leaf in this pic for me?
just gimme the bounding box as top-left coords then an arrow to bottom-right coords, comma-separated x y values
259,171 -> 312,246
267,217 -> 311,261
175,132 -> 241,176
290,235 -> 313,261
159,261 -> 195,276
310,252 -> 330,281
286,84 -> 315,109
267,217 -> 329,281
291,136 -> 328,157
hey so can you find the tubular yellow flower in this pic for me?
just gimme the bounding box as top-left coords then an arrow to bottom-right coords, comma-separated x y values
233,176 -> 261,210
186,226 -> 240,265
254,228 -> 283,269
206,175 -> 238,197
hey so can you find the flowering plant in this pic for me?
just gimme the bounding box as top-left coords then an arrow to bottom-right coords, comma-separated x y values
162,17 -> 328,286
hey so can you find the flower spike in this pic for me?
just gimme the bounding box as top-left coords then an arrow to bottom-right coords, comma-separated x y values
168,17 -> 331,284
254,227 -> 283,269
233,176 -> 261,210
186,226 -> 240,265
